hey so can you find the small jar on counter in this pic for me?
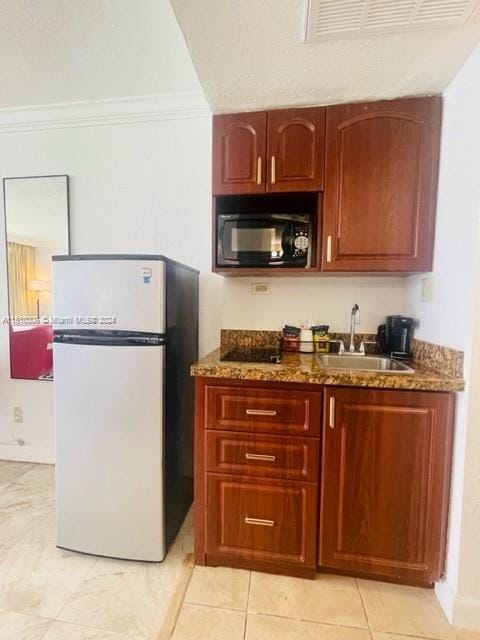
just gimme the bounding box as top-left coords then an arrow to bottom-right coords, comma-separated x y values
311,324 -> 330,353
300,328 -> 314,353
282,324 -> 301,352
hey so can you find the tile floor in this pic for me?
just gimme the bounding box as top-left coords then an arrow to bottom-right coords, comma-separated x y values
0,461 -> 193,640
171,564 -> 480,640
2,460 -> 479,640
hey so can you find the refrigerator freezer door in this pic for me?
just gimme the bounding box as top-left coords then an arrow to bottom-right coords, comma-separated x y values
52,259 -> 165,333
54,342 -> 165,561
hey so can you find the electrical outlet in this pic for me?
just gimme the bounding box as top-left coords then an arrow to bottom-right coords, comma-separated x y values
421,276 -> 434,302
251,283 -> 271,295
13,406 -> 23,423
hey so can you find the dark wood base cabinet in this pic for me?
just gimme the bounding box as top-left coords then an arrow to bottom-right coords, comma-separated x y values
319,387 -> 454,586
194,378 -> 454,586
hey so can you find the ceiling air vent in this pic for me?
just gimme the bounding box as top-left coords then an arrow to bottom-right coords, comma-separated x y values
304,0 -> 480,41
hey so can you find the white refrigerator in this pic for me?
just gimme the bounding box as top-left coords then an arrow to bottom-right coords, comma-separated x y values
52,255 -> 198,562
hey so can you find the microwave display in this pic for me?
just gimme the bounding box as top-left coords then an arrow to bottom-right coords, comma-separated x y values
217,213 -> 311,268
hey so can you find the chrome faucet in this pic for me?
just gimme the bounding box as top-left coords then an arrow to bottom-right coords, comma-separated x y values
349,304 -> 360,353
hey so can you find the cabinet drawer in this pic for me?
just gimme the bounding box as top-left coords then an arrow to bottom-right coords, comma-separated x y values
206,430 -> 320,481
206,474 -> 317,568
205,385 -> 321,436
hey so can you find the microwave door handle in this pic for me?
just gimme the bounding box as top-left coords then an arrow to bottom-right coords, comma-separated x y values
281,222 -> 293,261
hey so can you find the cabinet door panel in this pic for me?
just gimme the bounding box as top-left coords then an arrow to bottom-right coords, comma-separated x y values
322,97 -> 441,272
267,108 -> 325,192
319,387 -> 454,584
212,112 -> 267,194
206,474 -> 317,568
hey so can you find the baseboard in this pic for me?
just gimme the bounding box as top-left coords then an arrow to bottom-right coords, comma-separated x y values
435,579 -> 456,622
0,445 -> 55,464
436,579 -> 480,629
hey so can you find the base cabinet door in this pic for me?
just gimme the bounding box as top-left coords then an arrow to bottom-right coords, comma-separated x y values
206,474 -> 317,572
319,387 -> 454,585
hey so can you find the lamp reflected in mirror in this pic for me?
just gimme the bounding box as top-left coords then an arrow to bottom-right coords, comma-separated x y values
3,175 -> 70,380
28,279 -> 51,318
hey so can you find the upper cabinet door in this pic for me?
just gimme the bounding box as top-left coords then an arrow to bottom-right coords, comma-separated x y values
212,112 -> 267,195
322,97 -> 442,272
267,108 -> 326,192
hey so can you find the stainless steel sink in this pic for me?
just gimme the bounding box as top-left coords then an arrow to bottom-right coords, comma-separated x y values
316,354 -> 414,374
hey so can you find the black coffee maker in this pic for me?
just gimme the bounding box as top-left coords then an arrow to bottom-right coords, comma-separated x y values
377,316 -> 414,360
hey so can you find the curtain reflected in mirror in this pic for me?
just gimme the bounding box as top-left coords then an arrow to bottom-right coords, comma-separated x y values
3,175 -> 70,380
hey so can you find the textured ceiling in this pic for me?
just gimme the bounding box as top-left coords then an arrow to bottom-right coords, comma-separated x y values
0,0 -> 202,109
171,0 -> 480,112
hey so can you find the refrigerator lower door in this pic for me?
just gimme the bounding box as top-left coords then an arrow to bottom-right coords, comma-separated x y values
54,342 -> 165,561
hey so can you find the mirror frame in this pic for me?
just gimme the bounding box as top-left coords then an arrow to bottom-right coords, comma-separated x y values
3,174 -> 71,381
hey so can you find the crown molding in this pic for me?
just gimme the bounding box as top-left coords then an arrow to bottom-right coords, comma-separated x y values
0,91 -> 211,133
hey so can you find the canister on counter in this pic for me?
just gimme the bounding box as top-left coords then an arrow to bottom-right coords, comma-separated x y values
282,324 -> 302,352
311,324 -> 330,353
300,328 -> 314,353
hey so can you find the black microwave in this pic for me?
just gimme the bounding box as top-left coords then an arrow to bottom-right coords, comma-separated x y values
217,213 -> 311,267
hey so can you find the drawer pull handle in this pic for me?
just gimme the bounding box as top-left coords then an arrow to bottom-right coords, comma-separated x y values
245,453 -> 276,462
245,517 -> 275,527
245,409 -> 277,416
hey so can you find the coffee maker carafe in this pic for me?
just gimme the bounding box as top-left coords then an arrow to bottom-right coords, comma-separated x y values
377,316 -> 414,360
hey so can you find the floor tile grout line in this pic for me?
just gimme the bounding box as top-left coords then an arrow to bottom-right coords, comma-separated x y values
354,580 -> 455,640
53,556 -> 99,622
0,608 -> 55,623
238,608 -> 371,631
36,617 -> 55,640
356,578 -> 374,639
370,632 -> 453,640
243,571 -> 252,639
182,600 -> 253,614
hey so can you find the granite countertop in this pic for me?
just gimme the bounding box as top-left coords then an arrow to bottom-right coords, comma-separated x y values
191,348 -> 465,392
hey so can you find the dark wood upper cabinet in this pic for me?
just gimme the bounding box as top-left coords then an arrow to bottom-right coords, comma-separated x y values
212,107 -> 325,195
266,108 -> 326,192
212,112 -> 267,195
319,387 -> 454,586
322,97 -> 442,272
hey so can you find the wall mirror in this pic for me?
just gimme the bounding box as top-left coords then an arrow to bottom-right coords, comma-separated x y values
3,175 -> 70,380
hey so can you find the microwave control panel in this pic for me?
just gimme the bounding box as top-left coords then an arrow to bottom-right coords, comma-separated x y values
292,228 -> 309,258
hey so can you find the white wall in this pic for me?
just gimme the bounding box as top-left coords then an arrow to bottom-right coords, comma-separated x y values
457,242 -> 480,625
0,114 -> 220,462
221,276 -> 406,333
405,44 -> 480,626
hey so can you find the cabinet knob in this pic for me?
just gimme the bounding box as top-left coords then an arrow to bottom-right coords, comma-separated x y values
271,155 -> 276,184
326,236 -> 332,263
